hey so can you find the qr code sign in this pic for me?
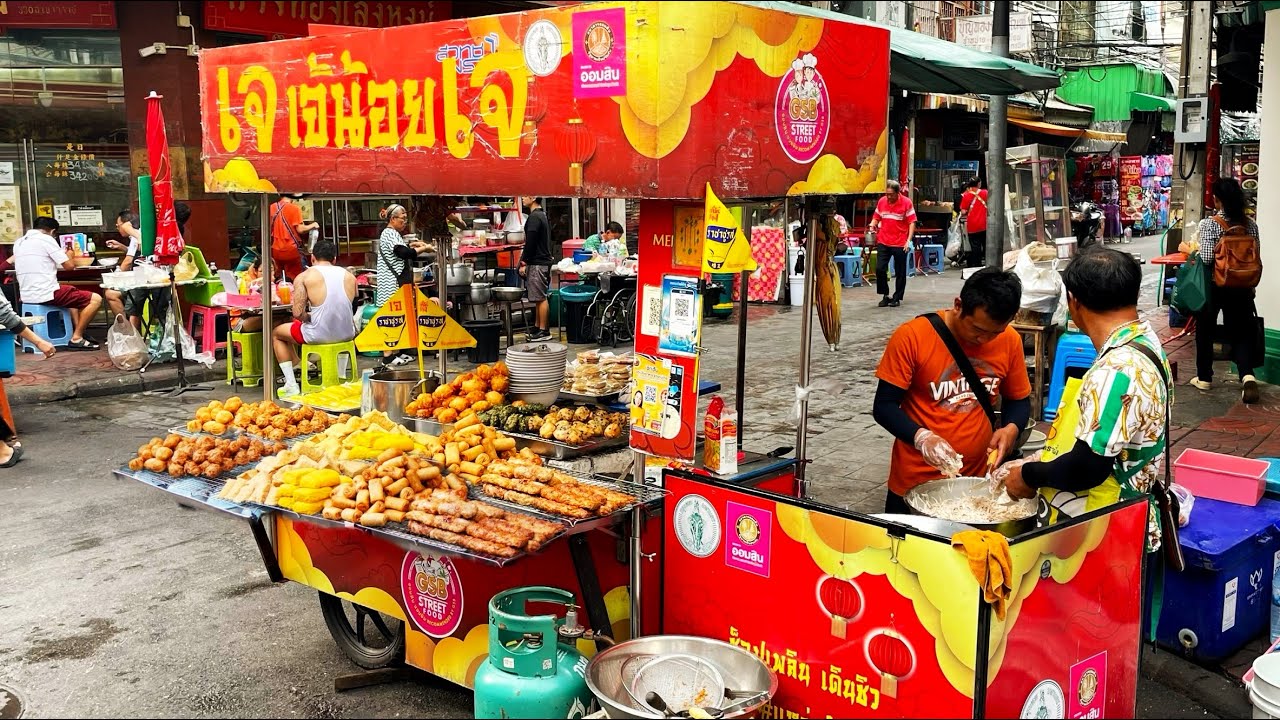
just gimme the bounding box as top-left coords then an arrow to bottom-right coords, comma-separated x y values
644,385 -> 658,403
673,294 -> 692,321
641,285 -> 662,336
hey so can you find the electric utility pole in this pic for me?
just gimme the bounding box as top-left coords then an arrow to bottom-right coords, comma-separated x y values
986,1 -> 1010,267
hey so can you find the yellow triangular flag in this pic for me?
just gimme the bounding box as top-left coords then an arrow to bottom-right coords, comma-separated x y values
702,183 -> 758,274
356,286 -> 476,352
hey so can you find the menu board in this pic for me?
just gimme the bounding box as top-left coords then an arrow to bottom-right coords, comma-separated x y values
0,186 -> 22,242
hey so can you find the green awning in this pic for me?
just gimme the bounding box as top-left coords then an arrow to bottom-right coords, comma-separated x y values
1130,92 -> 1175,113
733,1 -> 1061,95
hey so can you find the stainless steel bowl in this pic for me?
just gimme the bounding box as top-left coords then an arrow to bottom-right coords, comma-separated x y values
873,513 -> 975,538
469,282 -> 492,304
904,477 -> 1037,537
492,286 -> 524,302
446,263 -> 473,286
506,230 -> 525,244
587,635 -> 777,719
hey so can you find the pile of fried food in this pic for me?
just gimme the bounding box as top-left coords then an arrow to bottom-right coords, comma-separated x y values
479,404 -> 626,445
218,437 -> 565,558
130,433 -> 285,479
480,459 -> 636,520
406,362 -> 509,425
562,350 -> 633,396
231,400 -> 334,440
183,397 -> 244,435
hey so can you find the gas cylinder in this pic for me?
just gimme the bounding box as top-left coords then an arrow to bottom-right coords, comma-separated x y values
357,302 -> 381,357
474,586 -> 593,719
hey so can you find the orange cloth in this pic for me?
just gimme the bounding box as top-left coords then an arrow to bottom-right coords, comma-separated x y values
876,313 -> 1032,495
951,530 -> 1013,620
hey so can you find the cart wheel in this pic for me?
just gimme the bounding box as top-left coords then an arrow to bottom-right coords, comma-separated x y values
318,591 -> 406,669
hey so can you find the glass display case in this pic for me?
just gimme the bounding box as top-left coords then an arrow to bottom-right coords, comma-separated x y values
1005,144 -> 1070,249
1221,142 -> 1259,217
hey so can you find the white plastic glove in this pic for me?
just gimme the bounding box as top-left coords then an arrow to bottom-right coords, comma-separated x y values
989,451 -> 1043,496
913,429 -> 963,477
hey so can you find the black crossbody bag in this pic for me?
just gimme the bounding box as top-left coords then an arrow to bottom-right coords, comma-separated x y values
922,313 -> 1016,463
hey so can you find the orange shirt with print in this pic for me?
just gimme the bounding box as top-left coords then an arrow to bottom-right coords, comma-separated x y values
876,314 -> 1031,496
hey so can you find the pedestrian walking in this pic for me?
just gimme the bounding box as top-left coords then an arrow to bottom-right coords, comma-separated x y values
868,180 -> 916,307
958,177 -> 988,268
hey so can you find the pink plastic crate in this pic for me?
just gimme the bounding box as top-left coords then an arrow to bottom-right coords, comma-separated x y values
223,292 -> 263,309
1173,448 -> 1267,506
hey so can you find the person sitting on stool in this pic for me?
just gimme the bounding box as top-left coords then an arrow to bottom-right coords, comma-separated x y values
274,240 -> 357,397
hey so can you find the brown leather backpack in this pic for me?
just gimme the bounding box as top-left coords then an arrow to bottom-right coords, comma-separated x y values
1213,216 -> 1263,288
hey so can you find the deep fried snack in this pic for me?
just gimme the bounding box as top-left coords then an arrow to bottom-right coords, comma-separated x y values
406,522 -> 518,558
502,514 -> 565,548
541,485 -> 605,512
404,511 -> 470,534
467,518 -> 533,549
480,473 -> 546,495
480,484 -> 592,519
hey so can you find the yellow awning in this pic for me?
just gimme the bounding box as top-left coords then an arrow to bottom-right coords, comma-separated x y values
1009,117 -> 1127,143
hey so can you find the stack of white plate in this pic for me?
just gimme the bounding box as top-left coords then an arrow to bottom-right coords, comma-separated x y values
506,341 -> 568,405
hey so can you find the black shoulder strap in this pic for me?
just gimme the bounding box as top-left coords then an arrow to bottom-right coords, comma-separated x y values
921,312 -> 997,426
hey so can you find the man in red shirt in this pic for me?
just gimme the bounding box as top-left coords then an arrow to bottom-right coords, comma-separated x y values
869,179 -> 917,307
958,177 -> 989,268
269,193 -> 318,281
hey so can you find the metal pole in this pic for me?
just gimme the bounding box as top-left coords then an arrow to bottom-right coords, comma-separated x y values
260,194 -> 275,401
1174,0 -> 1213,234
735,207 -> 752,430
985,0 -> 1010,268
628,449 -> 646,639
438,236 -> 448,382
795,205 -> 819,499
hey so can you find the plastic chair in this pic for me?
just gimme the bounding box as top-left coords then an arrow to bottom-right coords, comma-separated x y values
0,331 -> 15,375
300,340 -> 358,394
227,330 -> 263,387
833,255 -> 859,288
1043,331 -> 1099,421
186,304 -> 229,355
20,303 -> 72,352
921,244 -> 946,273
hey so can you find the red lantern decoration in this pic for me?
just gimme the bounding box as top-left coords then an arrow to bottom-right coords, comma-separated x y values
554,117 -> 596,188
867,631 -> 912,699
819,577 -> 861,639
521,76 -> 550,150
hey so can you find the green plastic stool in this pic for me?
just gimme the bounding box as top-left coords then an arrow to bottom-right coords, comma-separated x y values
228,330 -> 263,387
300,340 -> 357,394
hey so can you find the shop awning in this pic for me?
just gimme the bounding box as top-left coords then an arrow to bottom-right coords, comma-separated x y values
734,1 -> 1061,95
1130,92 -> 1175,113
1009,117 -> 1127,143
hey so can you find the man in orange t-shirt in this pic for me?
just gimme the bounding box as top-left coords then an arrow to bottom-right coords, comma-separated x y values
872,268 -> 1032,513
270,193 -> 318,281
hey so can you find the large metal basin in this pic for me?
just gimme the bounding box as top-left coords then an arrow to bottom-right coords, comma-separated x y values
362,370 -> 439,428
904,477 -> 1037,537
587,635 -> 777,719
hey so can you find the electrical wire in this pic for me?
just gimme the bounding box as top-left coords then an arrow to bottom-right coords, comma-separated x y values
1177,144 -> 1199,182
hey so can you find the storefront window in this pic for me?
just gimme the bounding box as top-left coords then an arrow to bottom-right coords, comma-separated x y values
0,30 -> 126,243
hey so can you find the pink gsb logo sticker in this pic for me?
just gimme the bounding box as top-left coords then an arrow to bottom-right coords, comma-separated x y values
775,53 -> 830,165
401,551 -> 464,638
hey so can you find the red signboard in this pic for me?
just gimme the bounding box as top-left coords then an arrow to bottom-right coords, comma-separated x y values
203,1 -> 449,39
198,1 -> 890,199
662,472 -> 1145,718
0,1 -> 115,28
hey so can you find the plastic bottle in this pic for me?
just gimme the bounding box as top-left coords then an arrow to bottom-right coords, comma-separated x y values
1271,552 -> 1280,642
86,239 -> 96,257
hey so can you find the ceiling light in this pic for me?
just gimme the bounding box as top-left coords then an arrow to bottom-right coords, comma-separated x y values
138,42 -> 167,58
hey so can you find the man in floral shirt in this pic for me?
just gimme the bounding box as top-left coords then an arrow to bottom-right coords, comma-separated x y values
997,248 -> 1170,549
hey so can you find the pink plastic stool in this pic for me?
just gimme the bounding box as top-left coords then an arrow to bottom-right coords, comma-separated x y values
186,304 -> 229,354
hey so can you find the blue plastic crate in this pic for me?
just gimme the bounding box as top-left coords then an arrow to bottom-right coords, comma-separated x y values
1148,496 -> 1280,662
0,331 -> 13,376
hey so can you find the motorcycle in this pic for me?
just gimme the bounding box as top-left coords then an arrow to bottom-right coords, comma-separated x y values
1071,201 -> 1103,249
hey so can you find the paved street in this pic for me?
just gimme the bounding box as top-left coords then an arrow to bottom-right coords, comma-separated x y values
0,236 -> 1241,717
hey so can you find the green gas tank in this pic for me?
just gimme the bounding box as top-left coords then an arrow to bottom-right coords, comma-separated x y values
474,586 -> 593,719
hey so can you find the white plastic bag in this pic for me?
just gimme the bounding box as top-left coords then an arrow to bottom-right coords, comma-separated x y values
107,313 -> 150,371
1171,483 -> 1195,527
1013,247 -> 1064,314
945,222 -> 966,261
148,316 -> 214,368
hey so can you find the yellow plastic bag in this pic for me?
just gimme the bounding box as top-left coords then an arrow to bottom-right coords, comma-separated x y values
1038,377 -> 1122,521
173,250 -> 199,282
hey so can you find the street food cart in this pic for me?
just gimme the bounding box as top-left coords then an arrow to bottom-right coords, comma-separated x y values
111,3 -> 1145,717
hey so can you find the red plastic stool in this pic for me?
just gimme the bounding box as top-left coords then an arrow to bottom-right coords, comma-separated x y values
186,304 -> 229,354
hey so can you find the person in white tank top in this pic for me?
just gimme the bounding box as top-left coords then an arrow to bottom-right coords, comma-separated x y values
273,239 -> 357,396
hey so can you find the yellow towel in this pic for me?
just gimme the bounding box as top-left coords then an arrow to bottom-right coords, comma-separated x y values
951,530 -> 1013,620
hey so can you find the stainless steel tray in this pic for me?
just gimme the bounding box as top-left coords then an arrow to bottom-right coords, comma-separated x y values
557,389 -> 623,405
113,468 -> 257,518
254,503 -> 556,568
469,472 -> 665,532
503,431 -> 629,460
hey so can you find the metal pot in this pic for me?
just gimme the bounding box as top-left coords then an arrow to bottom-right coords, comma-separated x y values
446,263 -> 473,286
587,635 -> 777,719
904,476 -> 1038,537
506,230 -> 525,244
492,286 -> 523,302
363,370 -> 440,428
469,282 -> 492,304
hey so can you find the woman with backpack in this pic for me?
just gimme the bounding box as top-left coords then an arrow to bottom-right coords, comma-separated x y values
1182,178 -> 1263,403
